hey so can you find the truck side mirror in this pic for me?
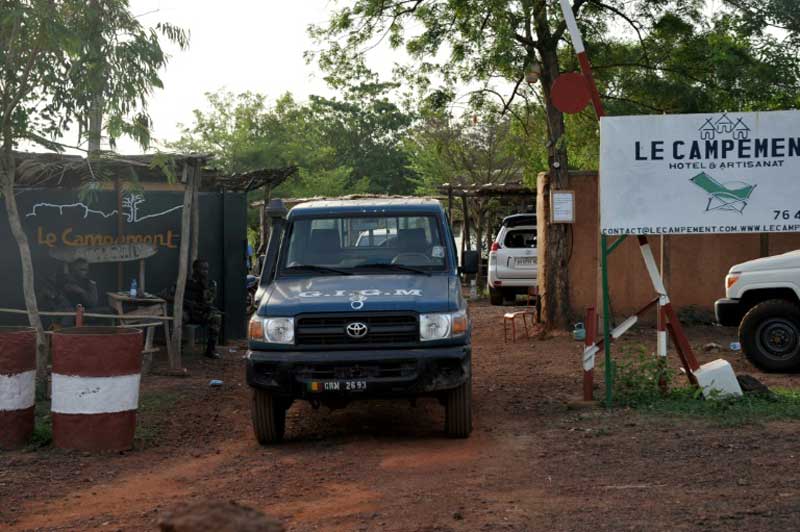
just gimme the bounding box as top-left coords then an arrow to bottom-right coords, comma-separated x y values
260,199 -> 288,287
460,250 -> 479,274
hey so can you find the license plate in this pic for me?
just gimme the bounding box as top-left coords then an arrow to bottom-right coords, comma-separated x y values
307,380 -> 367,393
514,257 -> 537,267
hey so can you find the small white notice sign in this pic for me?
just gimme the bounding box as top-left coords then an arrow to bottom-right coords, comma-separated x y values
551,191 -> 575,223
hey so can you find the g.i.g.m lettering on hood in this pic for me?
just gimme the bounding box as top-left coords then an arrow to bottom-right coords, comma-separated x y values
298,289 -> 423,298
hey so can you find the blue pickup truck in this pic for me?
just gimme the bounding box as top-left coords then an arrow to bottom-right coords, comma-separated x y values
246,199 -> 479,443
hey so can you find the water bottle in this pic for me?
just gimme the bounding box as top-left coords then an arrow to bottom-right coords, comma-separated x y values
130,278 -> 138,298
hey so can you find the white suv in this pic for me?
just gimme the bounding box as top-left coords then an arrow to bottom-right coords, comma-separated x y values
488,214 -> 537,305
716,249 -> 800,371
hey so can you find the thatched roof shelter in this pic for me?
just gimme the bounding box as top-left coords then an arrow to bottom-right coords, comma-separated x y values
12,151 -> 297,192
251,193 -> 439,210
437,180 -> 535,198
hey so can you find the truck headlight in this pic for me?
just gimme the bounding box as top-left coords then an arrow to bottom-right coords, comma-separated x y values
420,311 -> 468,341
249,317 -> 294,344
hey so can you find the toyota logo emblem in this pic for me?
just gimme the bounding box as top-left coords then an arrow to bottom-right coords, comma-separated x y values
346,322 -> 368,339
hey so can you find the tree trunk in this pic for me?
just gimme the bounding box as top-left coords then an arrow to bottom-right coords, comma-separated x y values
535,18 -> 573,329
88,95 -> 103,153
170,162 -> 197,370
1,148 -> 48,385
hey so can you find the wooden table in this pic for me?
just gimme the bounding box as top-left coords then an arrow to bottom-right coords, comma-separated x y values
107,292 -> 173,366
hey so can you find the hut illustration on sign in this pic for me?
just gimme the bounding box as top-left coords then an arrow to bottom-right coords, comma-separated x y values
26,193 -> 181,224
732,118 -> 751,140
699,119 -> 716,140
714,113 -> 735,135
690,172 -> 756,214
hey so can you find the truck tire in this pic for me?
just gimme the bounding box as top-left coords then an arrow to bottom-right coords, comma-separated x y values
251,389 -> 286,444
739,299 -> 800,372
489,287 -> 503,306
445,378 -> 472,438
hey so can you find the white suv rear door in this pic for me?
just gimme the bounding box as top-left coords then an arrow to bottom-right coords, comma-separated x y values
496,227 -> 537,280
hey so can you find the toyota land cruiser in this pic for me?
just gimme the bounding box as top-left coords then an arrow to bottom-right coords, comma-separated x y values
246,199 -> 479,443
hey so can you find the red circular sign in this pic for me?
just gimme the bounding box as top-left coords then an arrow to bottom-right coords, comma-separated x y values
551,72 -> 592,114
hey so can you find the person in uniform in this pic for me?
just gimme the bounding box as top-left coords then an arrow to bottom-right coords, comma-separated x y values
183,259 -> 222,359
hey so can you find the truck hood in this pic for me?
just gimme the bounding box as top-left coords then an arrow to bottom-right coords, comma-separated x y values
731,249 -> 800,273
258,274 -> 457,316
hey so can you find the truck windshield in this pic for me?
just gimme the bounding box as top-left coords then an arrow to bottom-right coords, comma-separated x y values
282,215 -> 448,273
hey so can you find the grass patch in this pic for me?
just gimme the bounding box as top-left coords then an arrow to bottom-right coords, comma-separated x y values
636,387 -> 800,427
605,349 -> 800,427
135,390 -> 179,445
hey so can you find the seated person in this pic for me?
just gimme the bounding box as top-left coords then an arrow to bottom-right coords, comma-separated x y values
38,259 -> 103,327
59,258 -> 99,309
165,259 -> 222,360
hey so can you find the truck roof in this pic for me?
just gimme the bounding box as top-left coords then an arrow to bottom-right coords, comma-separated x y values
290,198 -> 443,217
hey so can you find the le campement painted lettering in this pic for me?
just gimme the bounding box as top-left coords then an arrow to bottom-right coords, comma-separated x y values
37,227 -> 179,249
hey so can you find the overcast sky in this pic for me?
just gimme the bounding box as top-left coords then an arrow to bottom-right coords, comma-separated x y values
86,0 -> 731,154
117,0 -> 373,154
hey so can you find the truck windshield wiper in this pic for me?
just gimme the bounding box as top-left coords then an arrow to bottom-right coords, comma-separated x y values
356,263 -> 432,276
284,264 -> 353,276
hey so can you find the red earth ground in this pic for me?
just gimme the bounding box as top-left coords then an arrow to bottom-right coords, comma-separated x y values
2,301 -> 799,531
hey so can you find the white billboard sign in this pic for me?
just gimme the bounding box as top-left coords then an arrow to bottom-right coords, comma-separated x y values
600,110 -> 800,235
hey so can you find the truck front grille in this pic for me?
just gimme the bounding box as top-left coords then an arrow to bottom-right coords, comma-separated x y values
295,312 -> 419,347
295,360 -> 418,380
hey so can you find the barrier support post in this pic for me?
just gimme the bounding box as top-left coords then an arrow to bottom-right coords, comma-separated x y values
583,306 -> 597,401
601,235 -> 613,406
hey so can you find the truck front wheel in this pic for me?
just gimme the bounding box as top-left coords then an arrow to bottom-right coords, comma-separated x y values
251,389 -> 286,444
739,299 -> 800,372
445,378 -> 472,438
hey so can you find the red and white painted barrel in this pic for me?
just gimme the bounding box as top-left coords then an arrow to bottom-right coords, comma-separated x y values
0,327 -> 37,449
51,327 -> 143,451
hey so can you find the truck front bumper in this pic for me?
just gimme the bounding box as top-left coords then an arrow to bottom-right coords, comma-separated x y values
715,298 -> 744,327
246,345 -> 471,399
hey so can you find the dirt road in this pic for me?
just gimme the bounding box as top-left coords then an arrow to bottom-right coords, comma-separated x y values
2,302 -> 800,531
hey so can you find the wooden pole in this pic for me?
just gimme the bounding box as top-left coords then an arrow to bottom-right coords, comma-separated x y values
447,185 -> 453,223
190,165 -> 200,264
170,161 -> 197,370
760,233 -> 770,258
138,259 -> 146,296
2,149 -> 48,387
583,306 -> 597,401
258,183 -> 272,256
115,177 -> 124,291
462,195 -> 471,251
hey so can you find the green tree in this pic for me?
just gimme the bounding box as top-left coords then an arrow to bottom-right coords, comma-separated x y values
171,91 -> 355,199
724,0 -> 800,38
309,82 -> 417,194
0,0 -> 187,382
405,105 -> 529,286
311,0 -> 800,326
